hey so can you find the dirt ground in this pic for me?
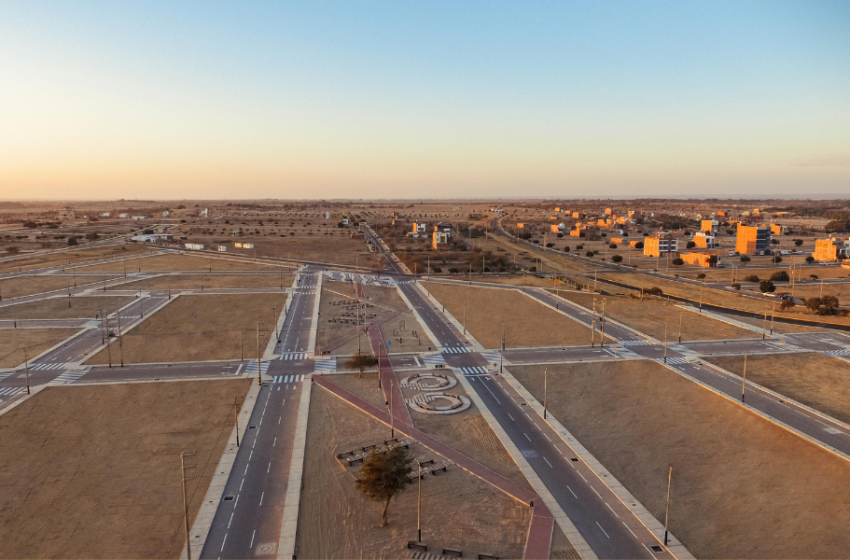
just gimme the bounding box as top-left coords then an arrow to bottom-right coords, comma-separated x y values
676,265 -> 850,282
705,353 -> 850,425
0,295 -> 134,320
550,523 -> 582,560
510,360 -> 850,559
0,274 -> 119,299
190,236 -> 371,267
400,370 -> 531,489
316,281 -> 434,355
296,385 -> 532,560
467,274 -> 562,288
0,244 -> 152,273
76,253 -> 281,273
107,273 -> 295,291
718,312 -> 823,333
0,379 -> 250,559
556,291 -> 753,341
0,328 -> 80,368
86,293 -> 287,364
421,282 -> 605,348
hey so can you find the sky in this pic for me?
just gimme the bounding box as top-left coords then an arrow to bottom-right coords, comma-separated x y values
0,0 -> 848,200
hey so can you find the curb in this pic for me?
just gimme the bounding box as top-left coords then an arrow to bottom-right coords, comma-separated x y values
307,271 -> 322,355
277,373 -> 312,559
398,282 -> 443,352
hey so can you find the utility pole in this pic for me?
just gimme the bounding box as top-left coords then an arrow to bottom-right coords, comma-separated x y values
273,306 -> 279,343
256,321 -> 264,386
416,458 -> 422,542
663,320 -> 668,364
463,305 -> 466,335
770,302 -> 776,335
234,397 -> 241,447
543,367 -> 548,419
600,300 -> 605,347
24,347 -> 30,394
116,312 -> 124,367
741,355 -> 747,403
678,307 -> 683,343
100,308 -> 112,367
181,452 -> 196,560
664,466 -> 673,546
762,306 -> 768,339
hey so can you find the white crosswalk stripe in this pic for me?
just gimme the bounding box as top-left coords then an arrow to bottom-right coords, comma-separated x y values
49,371 -> 87,385
442,346 -> 471,354
279,352 -> 307,361
456,366 -> 489,376
244,361 -> 271,374
825,349 -> 850,357
314,358 -> 336,373
623,340 -> 654,347
660,357 -> 689,365
480,349 -> 501,363
30,363 -> 67,371
422,353 -> 447,367
272,375 -> 304,384
0,373 -> 12,383
0,387 -> 26,396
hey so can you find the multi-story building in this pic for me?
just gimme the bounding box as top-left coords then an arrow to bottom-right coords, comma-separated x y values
700,219 -> 718,234
694,232 -> 716,249
681,252 -> 718,267
644,232 -> 678,257
813,237 -> 849,262
735,224 -> 771,255
770,223 -> 787,236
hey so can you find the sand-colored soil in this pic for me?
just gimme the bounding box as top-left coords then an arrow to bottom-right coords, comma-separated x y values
557,291 -> 753,341
0,244 -> 152,272
191,236 -> 370,266
316,281 -> 434,355
0,380 -> 249,559
86,293 -> 287,364
478,233 -> 592,274
329,373 -> 386,410
296,385 -> 532,559
0,328 -> 80,368
107,273 -> 294,291
401,371 -> 530,489
676,266 -> 850,282
550,523 -> 582,560
422,282 -> 602,348
0,275 -> 119,299
718,312 -> 823,333
510,360 -> 850,559
466,274 -> 562,288
705,353 -> 850,425
77,253 -> 280,273
0,295 -> 133,320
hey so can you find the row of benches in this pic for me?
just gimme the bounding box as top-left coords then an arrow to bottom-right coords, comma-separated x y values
407,541 -> 498,559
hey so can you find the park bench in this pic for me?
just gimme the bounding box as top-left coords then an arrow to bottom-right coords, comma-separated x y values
420,459 -> 435,466
336,450 -> 354,459
442,547 -> 462,557
362,444 -> 376,452
478,554 -> 498,559
431,465 -> 447,475
407,541 -> 427,551
384,438 -> 398,445
347,456 -> 364,466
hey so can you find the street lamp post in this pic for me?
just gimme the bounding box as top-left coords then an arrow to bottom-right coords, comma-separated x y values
678,307 -> 683,343
116,312 -> 124,367
234,397 -> 241,447
664,466 -> 673,546
416,458 -> 422,542
181,452 -> 196,560
663,320 -> 668,364
741,355 -> 748,403
543,367 -> 548,419
256,321 -> 264,386
24,347 -> 30,394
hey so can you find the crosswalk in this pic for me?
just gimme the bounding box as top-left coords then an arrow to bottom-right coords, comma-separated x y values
272,374 -> 304,384
825,349 -> 850,358
28,362 -> 67,371
442,346 -> 471,354
456,366 -> 489,376
660,357 -> 690,366
314,358 -> 336,373
623,340 -> 655,347
480,349 -> 502,364
422,353 -> 447,367
244,361 -> 271,374
0,387 -> 26,397
279,352 -> 307,361
49,370 -> 87,385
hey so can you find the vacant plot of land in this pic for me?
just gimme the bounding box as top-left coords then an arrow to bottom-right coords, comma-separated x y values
316,281 -> 433,355
87,293 -> 287,364
0,274 -> 119,299
718,312 -> 823,333
401,371 -> 530,489
0,379 -> 250,559
77,253 -> 281,273
0,295 -> 133,320
510,360 -> 850,558
190,236 -> 369,266
422,282 -> 602,348
0,244 -> 152,273
0,328 -> 80,368
296,385 -> 532,560
107,273 -> 294,291
467,274 -> 561,288
705,353 -> 850,425
557,291 -> 753,341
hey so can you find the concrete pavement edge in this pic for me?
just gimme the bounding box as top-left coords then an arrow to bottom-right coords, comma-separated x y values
277,373 -> 312,560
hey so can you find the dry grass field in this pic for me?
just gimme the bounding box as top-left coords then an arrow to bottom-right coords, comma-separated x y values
295,385 -> 532,560
705,353 -> 850,425
107,273 -> 294,291
556,291 -> 753,341
468,274 -> 561,288
316,281 -> 433,355
0,379 -> 250,559
0,328 -> 80,368
721,312 -> 823,333
510,360 -> 850,559
86,293 -> 287,364
76,253 -> 282,273
0,274 -> 119,299
190,236 -> 371,266
0,295 -> 133,320
675,265 -> 850,282
400,371 -> 531,489
422,282 -> 605,348
0,244 -> 152,273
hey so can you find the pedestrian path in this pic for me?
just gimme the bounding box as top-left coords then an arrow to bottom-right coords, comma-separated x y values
314,358 -> 336,373
660,357 -> 690,366
480,349 -> 502,364
0,387 -> 26,397
442,346 -> 471,354
49,370 -> 87,385
279,352 -> 307,361
244,361 -> 271,374
272,374 -> 304,384
826,349 -> 850,358
622,340 -> 654,347
29,362 -> 67,371
456,366 -> 489,376
421,353 -> 447,367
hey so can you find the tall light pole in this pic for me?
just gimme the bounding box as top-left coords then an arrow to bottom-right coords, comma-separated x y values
543,367 -> 548,419
181,452 -> 196,560
24,347 -> 30,394
664,466 -> 673,546
272,306 -> 279,343
234,397 -> 241,447
678,307 -> 683,343
663,320 -> 668,364
256,321 -> 264,386
116,312 -> 124,367
741,355 -> 748,403
599,300 -> 605,348
463,305 -> 466,335
416,458 -> 422,542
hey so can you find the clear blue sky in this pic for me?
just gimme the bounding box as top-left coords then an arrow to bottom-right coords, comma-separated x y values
0,0 -> 848,199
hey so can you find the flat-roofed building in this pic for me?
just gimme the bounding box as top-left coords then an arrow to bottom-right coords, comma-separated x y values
694,232 -> 716,249
770,223 -> 788,236
644,232 -> 678,257
681,252 -> 718,267
700,219 -> 718,234
735,224 -> 771,255
813,237 -> 849,262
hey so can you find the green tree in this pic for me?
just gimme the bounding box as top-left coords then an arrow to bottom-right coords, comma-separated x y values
611,255 -> 623,263
355,447 -> 413,527
770,271 -> 789,282
759,280 -> 775,293
346,351 -> 378,378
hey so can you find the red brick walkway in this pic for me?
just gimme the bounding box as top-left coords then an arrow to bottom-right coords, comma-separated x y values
367,323 -> 412,425
313,374 -> 554,559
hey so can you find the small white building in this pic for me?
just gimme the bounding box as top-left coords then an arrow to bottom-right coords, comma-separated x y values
184,243 -> 204,250
131,233 -> 173,243
162,211 -> 170,217
119,213 -> 128,219
100,212 -> 111,218
132,215 -> 145,221
217,245 -> 227,252
200,208 -> 209,218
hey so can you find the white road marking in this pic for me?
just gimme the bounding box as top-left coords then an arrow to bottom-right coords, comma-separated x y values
643,543 -> 659,560
267,461 -> 271,472
249,450 -> 253,461
227,512 -> 234,528
523,432 -> 532,442
220,534 -> 228,551
606,502 -> 620,518
567,485 -> 578,499
543,456 -> 553,468
250,529 -> 256,548
507,413 -> 515,422
273,437 -> 277,446
596,521 -> 610,539
623,521 -> 638,538
578,471 -> 587,482
592,487 -> 602,499
240,478 -> 244,491
260,491 -> 264,506
233,494 -> 239,508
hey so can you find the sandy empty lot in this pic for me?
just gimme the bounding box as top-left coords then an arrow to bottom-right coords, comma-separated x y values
705,353 -> 850,425
77,253 -> 281,273
0,379 -> 250,559
510,360 -> 850,558
0,244 -> 152,273
191,236 -> 371,266
422,282 -> 603,348
107,273 -> 294,291
0,295 -> 133,320
0,328 -> 80,368
87,293 -> 287,364
0,275 -> 119,299
296,384 -> 532,559
557,291 -> 753,341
